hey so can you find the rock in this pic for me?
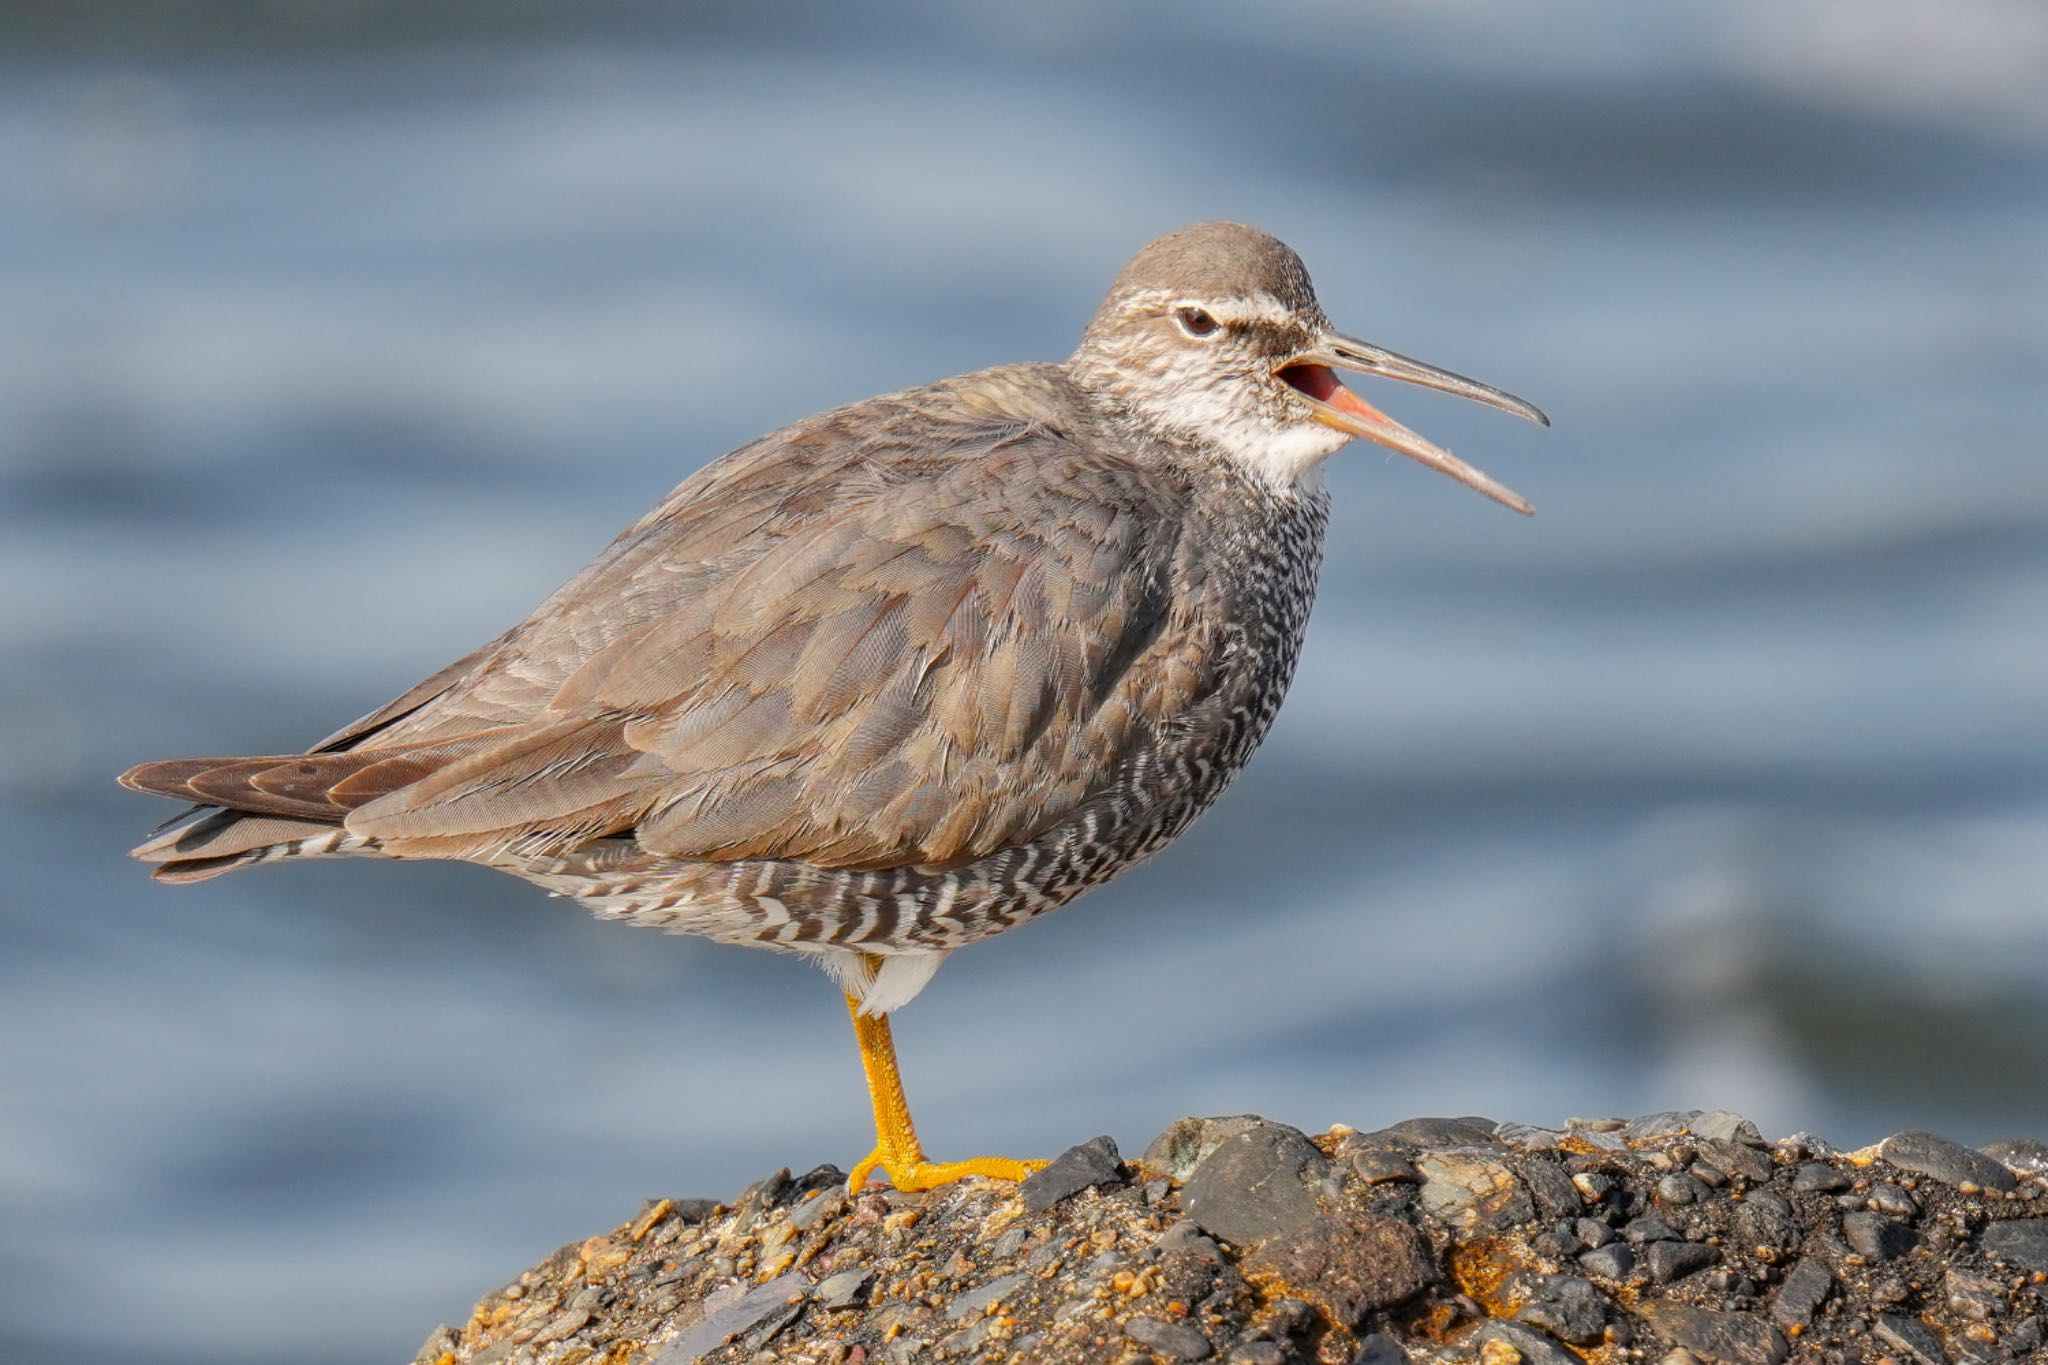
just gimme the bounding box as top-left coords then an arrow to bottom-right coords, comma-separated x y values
1638,1304 -> 1789,1365
655,1272 -> 807,1363
1872,1313 -> 1946,1364
1646,1240 -> 1720,1284
1180,1122 -> 1332,1247
1125,1316 -> 1213,1361
815,1269 -> 871,1310
414,1110 -> 2048,1365
1980,1217 -> 2048,1273
1769,1258 -> 1831,1328
1505,1271 -> 1609,1345
1626,1111 -> 1705,1143
1881,1130 -> 2019,1193
1364,1116 -> 1500,1149
1243,1213 -> 1437,1327
1348,1146 -> 1420,1185
947,1271 -> 1026,1321
1657,1173 -> 1708,1206
1470,1321 -> 1579,1365
1842,1211 -> 1915,1262
1416,1151 -> 1533,1233
1981,1136 -> 2048,1175
1352,1334 -> 1408,1364
1691,1112 -> 1768,1147
1519,1158 -> 1580,1219
1021,1134 -> 1124,1212
1791,1163 -> 1849,1193
1579,1242 -> 1636,1280
1143,1115 -> 1268,1183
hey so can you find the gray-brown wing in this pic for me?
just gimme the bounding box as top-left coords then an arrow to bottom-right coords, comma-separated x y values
343,423 -> 1198,870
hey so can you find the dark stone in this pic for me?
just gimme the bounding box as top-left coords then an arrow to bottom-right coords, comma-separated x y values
1881,1130 -> 2019,1193
1868,1182 -> 1920,1218
1181,1123 -> 1331,1248
2010,1317 -> 2044,1352
1520,1158 -> 1581,1219
1623,1216 -> 1682,1245
1737,1195 -> 1800,1257
1351,1334 -> 1408,1365
1770,1258 -> 1832,1327
1021,1134 -> 1124,1212
1575,1217 -> 1616,1249
1792,1162 -> 1850,1193
1347,1146 -> 1419,1185
1638,1303 -> 1790,1365
1144,1115 -> 1270,1183
1506,1271 -> 1610,1346
1842,1211 -> 1915,1262
1242,1213 -> 1437,1328
1470,1322 -> 1578,1365
1578,1242 -> 1636,1280
654,1272 -> 808,1363
1415,1150 -> 1532,1233
1657,1173 -> 1708,1206
1496,1123 -> 1565,1152
1981,1136 -> 2048,1175
1696,1138 -> 1774,1183
1364,1116 -> 1499,1148
1155,1219 -> 1223,1261
1873,1313 -> 1947,1365
1647,1239 -> 1721,1284
1980,1218 -> 2048,1273
1945,1263 -> 2006,1321
1126,1316 -> 1213,1361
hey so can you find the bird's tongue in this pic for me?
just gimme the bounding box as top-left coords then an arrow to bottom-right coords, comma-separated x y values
1283,363 -> 1396,427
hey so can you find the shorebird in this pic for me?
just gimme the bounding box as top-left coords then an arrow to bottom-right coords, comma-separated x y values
122,222 -> 1545,1192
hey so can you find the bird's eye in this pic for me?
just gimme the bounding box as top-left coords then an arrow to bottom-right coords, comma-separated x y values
1174,307 -> 1221,339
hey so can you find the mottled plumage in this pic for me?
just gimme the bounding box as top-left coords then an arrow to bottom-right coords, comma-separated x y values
123,221 -> 1543,1021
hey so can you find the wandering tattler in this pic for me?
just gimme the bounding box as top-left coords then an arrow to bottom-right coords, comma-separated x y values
122,222 -> 1546,1191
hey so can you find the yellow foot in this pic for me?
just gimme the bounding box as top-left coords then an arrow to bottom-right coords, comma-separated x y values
847,1149 -> 1047,1193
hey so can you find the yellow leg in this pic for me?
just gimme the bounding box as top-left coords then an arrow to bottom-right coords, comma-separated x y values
843,970 -> 1045,1194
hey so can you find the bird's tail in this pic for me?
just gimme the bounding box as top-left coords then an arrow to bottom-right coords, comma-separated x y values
118,747 -> 430,882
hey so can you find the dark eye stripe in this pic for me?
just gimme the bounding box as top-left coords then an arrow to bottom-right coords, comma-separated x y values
1174,307 -> 1220,338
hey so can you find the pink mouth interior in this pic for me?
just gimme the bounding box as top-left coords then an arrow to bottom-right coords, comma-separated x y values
1279,363 -> 1391,424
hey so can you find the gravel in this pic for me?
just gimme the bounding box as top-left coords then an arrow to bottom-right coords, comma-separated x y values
410,1114 -> 2048,1365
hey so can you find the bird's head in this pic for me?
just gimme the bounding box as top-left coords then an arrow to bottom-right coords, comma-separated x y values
1069,221 -> 1546,512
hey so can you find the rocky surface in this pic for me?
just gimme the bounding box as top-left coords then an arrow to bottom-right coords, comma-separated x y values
412,1113 -> 2048,1365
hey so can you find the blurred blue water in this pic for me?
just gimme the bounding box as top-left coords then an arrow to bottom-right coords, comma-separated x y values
3,4 -> 2046,1362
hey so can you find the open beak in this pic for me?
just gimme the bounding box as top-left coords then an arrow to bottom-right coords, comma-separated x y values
1278,331 -> 1548,515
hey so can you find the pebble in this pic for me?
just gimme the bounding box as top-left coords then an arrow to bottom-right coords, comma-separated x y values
1579,1243 -> 1637,1281
1124,1316 -> 1213,1361
1506,1271 -> 1609,1345
1637,1304 -> 1788,1365
653,1272 -> 807,1363
815,1269 -> 871,1311
1979,1217 -> 2048,1273
1873,1312 -> 1947,1365
1624,1216 -> 1682,1245
1768,1258 -> 1831,1327
1021,1134 -> 1124,1213
1981,1136 -> 2048,1176
1416,1151 -> 1534,1233
1364,1116 -> 1500,1149
1180,1122 -> 1331,1247
1519,1159 -> 1580,1219
1881,1130 -> 2019,1194
946,1271 -> 1025,1321
1352,1333 -> 1408,1364
1575,1217 -> 1616,1249
1842,1211 -> 1915,1262
1471,1321 -> 1579,1365
1867,1182 -> 1919,1218
1791,1163 -> 1849,1194
1242,1213 -> 1436,1328
1646,1240 -> 1720,1284
1657,1174 -> 1707,1207
1348,1146 -> 1419,1185
1142,1115 -> 1268,1184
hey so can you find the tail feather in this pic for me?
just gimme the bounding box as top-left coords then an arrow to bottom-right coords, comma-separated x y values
129,806 -> 370,882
